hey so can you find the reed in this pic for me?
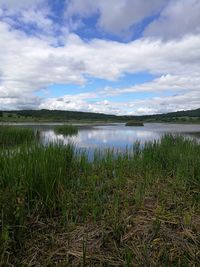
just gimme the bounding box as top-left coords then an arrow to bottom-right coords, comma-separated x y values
0,135 -> 199,266
54,124 -> 78,136
0,126 -> 36,147
125,121 -> 144,126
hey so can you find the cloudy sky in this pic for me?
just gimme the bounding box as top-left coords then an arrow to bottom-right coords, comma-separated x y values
0,0 -> 200,115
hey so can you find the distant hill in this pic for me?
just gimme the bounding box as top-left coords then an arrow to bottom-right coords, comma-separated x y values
0,108 -> 200,123
0,109 -> 134,122
139,108 -> 200,122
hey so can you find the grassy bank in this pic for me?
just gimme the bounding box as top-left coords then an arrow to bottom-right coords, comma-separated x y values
0,126 -> 36,147
0,135 -> 200,266
54,124 -> 78,136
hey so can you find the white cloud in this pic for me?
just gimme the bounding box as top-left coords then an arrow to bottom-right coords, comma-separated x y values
125,90 -> 200,115
40,94 -> 122,114
66,0 -> 166,36
145,0 -> 200,39
0,0 -> 44,9
66,0 -> 200,40
20,8 -> 53,32
101,74 -> 200,97
0,2 -> 64,44
0,95 -> 42,110
39,88 -> 200,115
1,20 -> 200,95
0,9 -> 200,114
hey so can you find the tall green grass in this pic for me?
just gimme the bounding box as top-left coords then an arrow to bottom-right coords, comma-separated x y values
0,126 -> 36,147
54,124 -> 78,136
0,135 -> 200,266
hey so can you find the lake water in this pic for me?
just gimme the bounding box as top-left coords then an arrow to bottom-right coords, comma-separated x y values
8,122 -> 200,153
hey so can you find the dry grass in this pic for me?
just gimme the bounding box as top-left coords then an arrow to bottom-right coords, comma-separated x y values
1,135 -> 200,266
13,197 -> 200,267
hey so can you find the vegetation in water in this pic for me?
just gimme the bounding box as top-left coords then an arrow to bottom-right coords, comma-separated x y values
0,135 -> 200,266
125,121 -> 144,126
54,124 -> 78,136
0,126 -> 36,147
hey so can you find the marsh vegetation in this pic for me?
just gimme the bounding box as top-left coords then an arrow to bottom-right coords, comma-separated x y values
125,121 -> 144,126
54,124 -> 78,136
0,126 -> 200,266
0,126 -> 36,147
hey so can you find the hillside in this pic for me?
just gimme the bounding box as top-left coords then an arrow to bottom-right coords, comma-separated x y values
0,109 -> 134,122
0,108 -> 200,123
139,108 -> 200,123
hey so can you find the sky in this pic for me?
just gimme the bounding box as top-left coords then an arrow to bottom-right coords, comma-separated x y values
0,0 -> 200,115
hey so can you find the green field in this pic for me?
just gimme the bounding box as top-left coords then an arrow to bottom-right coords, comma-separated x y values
0,127 -> 200,266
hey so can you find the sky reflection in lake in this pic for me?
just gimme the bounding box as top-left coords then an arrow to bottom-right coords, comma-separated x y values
39,123 -> 200,153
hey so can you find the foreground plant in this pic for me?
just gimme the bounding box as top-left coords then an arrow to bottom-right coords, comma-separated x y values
0,135 -> 200,266
0,126 -> 37,147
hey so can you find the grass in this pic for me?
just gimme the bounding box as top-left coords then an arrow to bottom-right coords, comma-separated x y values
126,121 -> 144,126
0,126 -> 37,147
54,124 -> 78,136
0,135 -> 200,266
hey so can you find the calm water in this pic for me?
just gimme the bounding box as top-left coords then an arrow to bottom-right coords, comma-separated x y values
7,122 -> 200,153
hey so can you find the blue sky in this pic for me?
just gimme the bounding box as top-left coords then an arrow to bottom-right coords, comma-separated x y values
0,0 -> 200,114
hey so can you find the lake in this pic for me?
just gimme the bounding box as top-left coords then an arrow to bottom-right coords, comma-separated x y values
7,122 -> 200,153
